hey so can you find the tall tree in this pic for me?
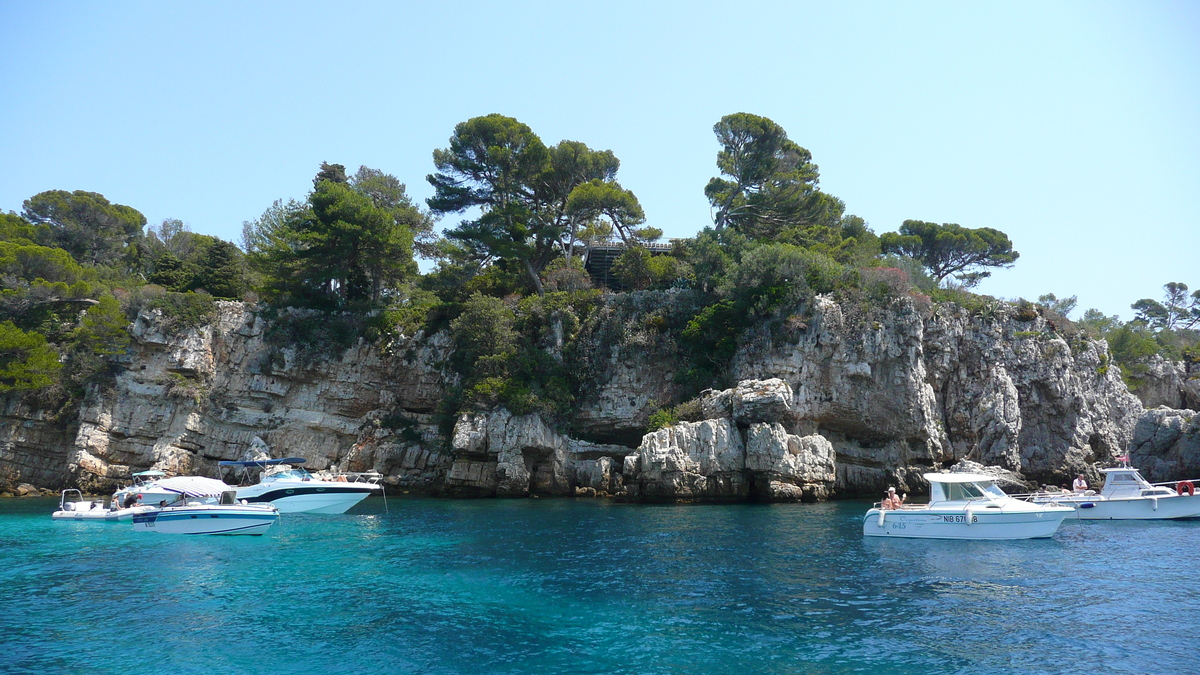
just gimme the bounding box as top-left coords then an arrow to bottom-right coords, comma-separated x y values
298,178 -> 415,305
1132,282 -> 1200,330
535,141 -> 648,257
21,190 -> 146,267
428,114 -> 552,293
879,220 -> 1019,285
243,165 -> 418,307
192,240 -> 249,299
349,166 -> 438,259
705,113 -> 837,238
565,179 -> 654,248
428,114 -> 645,294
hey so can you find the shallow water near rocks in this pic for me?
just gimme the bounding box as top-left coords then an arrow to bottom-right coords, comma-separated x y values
3,496 -> 1196,674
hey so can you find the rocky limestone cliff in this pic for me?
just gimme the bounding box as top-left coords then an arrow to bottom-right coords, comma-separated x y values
2,294 -> 1194,501
1129,355 -> 1200,411
1129,407 -> 1200,482
2,302 -> 458,494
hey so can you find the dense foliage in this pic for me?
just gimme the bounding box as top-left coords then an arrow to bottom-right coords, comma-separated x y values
7,110 -> 1189,435
1078,282 -> 1200,386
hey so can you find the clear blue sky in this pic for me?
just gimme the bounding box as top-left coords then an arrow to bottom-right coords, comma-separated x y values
2,1 -> 1196,320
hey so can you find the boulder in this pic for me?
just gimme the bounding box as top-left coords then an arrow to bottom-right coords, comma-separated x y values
745,423 -> 835,501
627,419 -> 746,501
1129,407 -> 1200,482
732,379 -> 794,425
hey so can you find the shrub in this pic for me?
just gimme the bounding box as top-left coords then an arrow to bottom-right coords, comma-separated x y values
264,308 -> 368,367
128,287 -> 218,330
1012,298 -> 1039,322
542,257 -> 593,293
0,320 -> 62,391
722,243 -> 845,317
860,266 -> 911,304
449,293 -> 518,371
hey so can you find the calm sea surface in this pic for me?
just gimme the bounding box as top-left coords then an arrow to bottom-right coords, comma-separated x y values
2,495 -> 1196,675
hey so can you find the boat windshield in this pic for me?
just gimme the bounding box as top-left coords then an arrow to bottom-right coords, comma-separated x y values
264,468 -> 312,482
944,481 -> 991,501
979,482 -> 1007,498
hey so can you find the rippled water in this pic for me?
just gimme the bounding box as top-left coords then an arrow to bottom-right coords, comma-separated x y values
3,496 -> 1196,674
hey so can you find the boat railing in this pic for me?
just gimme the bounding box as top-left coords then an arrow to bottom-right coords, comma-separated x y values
314,470 -> 384,485
1148,478 -> 1200,488
1010,488 -> 1094,500
873,501 -> 926,511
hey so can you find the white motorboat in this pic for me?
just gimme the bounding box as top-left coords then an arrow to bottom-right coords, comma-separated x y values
219,457 -> 382,514
132,490 -> 279,535
863,472 -> 1074,540
51,489 -> 155,521
111,471 -> 234,509
1023,466 -> 1200,520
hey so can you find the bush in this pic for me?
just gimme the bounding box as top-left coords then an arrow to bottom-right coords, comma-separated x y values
264,308 -> 368,367
612,249 -> 695,293
1107,323 -> 1159,383
449,293 -> 518,371
721,243 -> 845,317
541,257 -> 593,293
366,286 -> 443,344
128,287 -> 218,330
860,267 -> 912,304
679,299 -> 741,390
0,320 -> 62,391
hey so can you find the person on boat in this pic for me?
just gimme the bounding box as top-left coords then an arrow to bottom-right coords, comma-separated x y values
882,487 -> 906,509
1072,474 -> 1088,492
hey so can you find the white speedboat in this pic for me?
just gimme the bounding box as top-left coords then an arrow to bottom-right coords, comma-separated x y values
51,489 -> 155,521
132,491 -> 279,535
111,472 -> 234,509
863,473 -> 1073,540
1024,466 -> 1200,520
219,457 -> 382,514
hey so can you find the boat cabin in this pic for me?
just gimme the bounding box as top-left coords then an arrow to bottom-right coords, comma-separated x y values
1098,468 -> 1175,499
926,473 -> 1009,504
130,470 -> 166,487
219,457 -> 309,486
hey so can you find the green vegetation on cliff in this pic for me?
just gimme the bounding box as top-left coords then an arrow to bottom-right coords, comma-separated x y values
3,110 -> 1192,430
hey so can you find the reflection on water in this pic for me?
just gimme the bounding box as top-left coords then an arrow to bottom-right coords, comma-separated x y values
3,496 -> 1197,674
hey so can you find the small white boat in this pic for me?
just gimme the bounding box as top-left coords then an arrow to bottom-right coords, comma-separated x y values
1024,466 -> 1200,520
863,473 -> 1073,540
52,489 -> 156,521
132,491 -> 279,535
111,472 -> 234,509
220,457 -> 382,514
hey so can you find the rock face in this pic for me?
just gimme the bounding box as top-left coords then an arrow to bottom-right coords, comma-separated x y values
0,295 -> 1183,501
1130,355 -> 1200,411
1129,407 -> 1200,482
4,302 -> 458,494
730,297 -> 1145,493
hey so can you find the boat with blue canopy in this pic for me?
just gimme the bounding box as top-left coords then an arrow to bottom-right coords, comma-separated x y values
219,457 -> 382,514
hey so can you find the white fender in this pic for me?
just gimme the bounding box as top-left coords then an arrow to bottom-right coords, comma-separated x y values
965,507 -> 974,525
877,509 -> 886,528
1151,496 -> 1158,511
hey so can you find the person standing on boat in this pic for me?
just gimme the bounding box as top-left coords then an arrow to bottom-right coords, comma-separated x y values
882,487 -> 906,509
1072,474 -> 1088,492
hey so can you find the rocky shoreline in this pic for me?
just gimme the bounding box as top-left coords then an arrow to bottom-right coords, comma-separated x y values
1,296 -> 1197,501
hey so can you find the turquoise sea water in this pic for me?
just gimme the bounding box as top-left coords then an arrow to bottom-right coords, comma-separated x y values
3,496 -> 1197,675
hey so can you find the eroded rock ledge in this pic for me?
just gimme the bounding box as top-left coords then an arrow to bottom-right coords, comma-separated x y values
1,296 -> 1195,501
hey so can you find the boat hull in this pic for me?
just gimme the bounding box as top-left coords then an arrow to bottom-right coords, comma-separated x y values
53,505 -> 154,521
862,507 -> 1070,539
1033,493 -> 1200,520
235,484 -> 377,514
132,504 -> 279,535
